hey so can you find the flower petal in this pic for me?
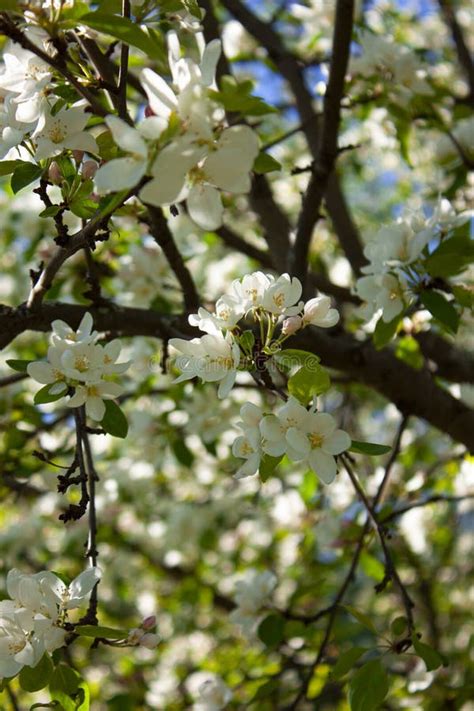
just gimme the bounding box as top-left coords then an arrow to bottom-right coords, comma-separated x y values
187,184 -> 223,230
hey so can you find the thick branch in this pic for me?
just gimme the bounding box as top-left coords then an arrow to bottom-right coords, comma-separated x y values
2,303 -> 473,450
291,0 -> 355,288
438,0 -> 474,101
415,331 -> 474,383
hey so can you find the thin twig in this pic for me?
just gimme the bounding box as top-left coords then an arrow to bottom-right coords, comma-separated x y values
79,406 -> 100,623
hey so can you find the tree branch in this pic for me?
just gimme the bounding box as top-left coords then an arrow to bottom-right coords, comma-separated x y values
438,0 -> 474,102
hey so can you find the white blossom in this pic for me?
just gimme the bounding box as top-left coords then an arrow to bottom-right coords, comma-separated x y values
195,676 -> 232,711
33,103 -> 97,159
286,412 -> 351,484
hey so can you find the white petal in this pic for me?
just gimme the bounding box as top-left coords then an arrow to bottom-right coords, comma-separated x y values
138,116 -> 167,140
140,68 -> 177,118
308,449 -> 337,484
105,115 -> 147,156
187,184 -> 223,230
67,567 -> 101,609
286,427 -> 310,457
323,429 -> 351,455
66,132 -> 98,154
27,361 -> 55,384
95,157 -> 146,193
200,39 -> 221,86
86,396 -> 105,421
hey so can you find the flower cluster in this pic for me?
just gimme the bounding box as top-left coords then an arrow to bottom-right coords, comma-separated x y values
0,26 -> 97,161
126,616 -> 160,649
0,567 -> 100,679
27,312 -> 129,420
351,31 -> 433,106
233,398 -> 350,483
354,198 -> 471,324
95,30 -> 259,229
195,675 -> 233,711
169,271 -> 339,398
229,570 -> 277,635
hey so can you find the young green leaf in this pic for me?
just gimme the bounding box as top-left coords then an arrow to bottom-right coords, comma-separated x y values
373,313 -> 402,349
348,659 -> 389,711
19,653 -> 53,692
101,400 -> 128,438
331,647 -> 368,680
349,441 -> 391,456
257,614 -> 285,647
259,454 -> 283,482
78,12 -> 165,60
75,625 -> 127,640
420,290 -> 459,334
11,163 -> 43,193
6,359 -> 33,373
412,637 -> 444,671
253,152 -> 282,174
343,605 -> 378,634
34,383 -> 67,405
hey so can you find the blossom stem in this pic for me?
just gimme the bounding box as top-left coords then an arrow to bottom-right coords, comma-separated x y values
117,0 -> 132,123
79,407 -> 100,623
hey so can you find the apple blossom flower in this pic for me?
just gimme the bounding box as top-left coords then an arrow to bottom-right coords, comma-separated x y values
189,295 -> 244,334
139,125 -> 259,230
169,332 -> 240,398
0,39 -> 52,124
302,295 -> 339,328
94,115 -> 167,193
232,428 -> 262,479
261,273 -> 302,315
33,104 -> 97,160
0,606 -> 44,678
0,95 -> 36,159
229,570 -> 277,634
51,311 -> 98,348
355,273 -> 408,323
286,412 -> 351,484
66,381 -> 124,420
195,676 -> 232,711
231,271 -> 274,311
259,396 -> 308,457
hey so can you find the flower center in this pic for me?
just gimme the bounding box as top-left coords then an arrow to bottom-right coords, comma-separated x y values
308,432 -> 324,448
74,355 -> 89,372
273,293 -> 285,308
48,121 -> 66,144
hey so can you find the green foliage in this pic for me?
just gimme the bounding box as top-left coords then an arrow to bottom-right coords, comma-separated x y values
6,359 -> 33,372
425,236 -> 474,278
276,350 -> 330,405
259,454 -> 283,482
257,614 -> 285,646
412,637 -> 444,671
331,647 -> 368,680
209,76 -> 277,116
78,12 -> 166,60
253,152 -> 282,174
373,313 -> 402,349
348,659 -> 389,711
19,654 -> 53,692
349,441 -> 391,455
34,383 -> 67,404
76,625 -> 127,639
11,163 -> 43,194
101,400 -> 129,438
420,290 -> 459,333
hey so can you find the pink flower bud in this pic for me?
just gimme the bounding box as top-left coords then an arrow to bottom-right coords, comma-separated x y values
142,615 -> 156,630
72,150 -> 84,164
82,160 -> 98,180
48,162 -> 62,184
139,632 -> 159,649
282,315 -> 302,335
144,105 -> 155,118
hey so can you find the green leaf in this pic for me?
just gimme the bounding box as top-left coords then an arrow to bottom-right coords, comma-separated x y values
349,441 -> 391,456
360,551 -> 385,581
259,454 -> 283,482
11,163 -> 43,193
253,152 -> 282,174
299,469 -> 318,503
50,664 -> 80,696
395,335 -> 423,370
0,159 -> 23,176
75,625 -> 127,640
390,617 -> 408,637
287,355 -> 330,406
39,205 -> 62,218
76,681 -> 90,711
373,313 -> 402,349
78,12 -> 165,59
34,383 -> 67,405
343,605 -> 378,634
171,438 -> 194,467
101,400 -> 128,438
257,614 -> 285,647
6,359 -> 33,373
239,329 -> 255,355
331,647 -> 367,680
452,285 -> 474,309
412,637 -> 444,671
273,349 -> 320,370
348,659 -> 389,711
209,75 -> 277,116
420,290 -> 459,334
0,0 -> 19,11
19,654 -> 53,692
425,236 -> 474,278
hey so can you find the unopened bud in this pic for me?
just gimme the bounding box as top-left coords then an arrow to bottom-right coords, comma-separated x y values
48,161 -> 62,184
144,105 -> 155,118
82,160 -> 98,180
139,632 -> 159,649
142,615 -> 156,630
282,315 -> 302,335
72,150 -> 84,164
